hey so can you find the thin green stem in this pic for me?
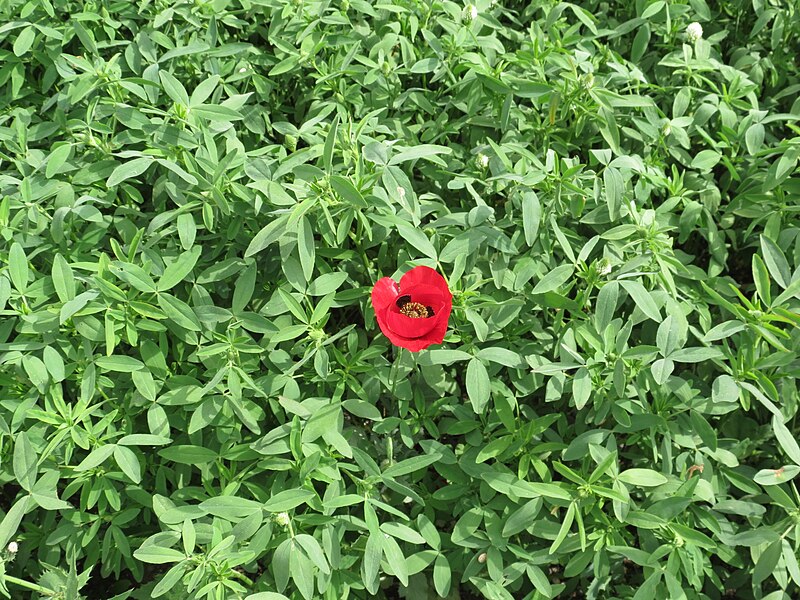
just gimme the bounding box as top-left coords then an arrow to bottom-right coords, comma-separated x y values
5,575 -> 57,596
390,347 -> 404,398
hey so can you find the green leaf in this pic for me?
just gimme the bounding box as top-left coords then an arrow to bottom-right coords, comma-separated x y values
595,281 -> 619,333
323,115 -> 339,173
118,434 -> 171,446
110,262 -> 157,293
107,156 -> 155,187
114,445 -> 142,483
13,432 -> 38,492
760,235 -> 791,289
151,563 -> 188,598
410,58 -> 439,73
307,272 -> 348,296
502,498 -> 542,537
0,497 -> 31,550
383,453 -> 442,478
245,215 -> 289,257
670,347 -> 722,363
532,265 -> 574,294
620,280 -> 662,322
157,247 -> 201,291
746,123 -> 765,155
133,546 -> 186,565
159,70 -> 190,105
572,367 -> 592,409
363,532 -> 382,592
754,465 -> 800,485
633,572 -> 662,600
651,357 -> 674,384
656,315 -> 682,356
691,149 -> 721,171
8,242 -> 28,293
200,496 -> 262,519
75,444 -> 116,471
191,104 -> 243,121
13,26 -> 35,56
618,469 -> 668,487
95,355 -> 144,372
158,445 -> 218,465
329,176 -> 367,207
52,253 -> 76,302
753,539 -> 782,587
295,534 -> 330,574
60,291 -> 99,323
46,144 -> 72,178
264,489 -> 316,512
527,564 -> 553,598
158,293 -> 202,331
522,191 -> 541,247
466,358 -> 491,414
297,216 -> 315,282
772,415 -> 800,466
388,144 -> 452,166
22,354 -> 49,392
549,501 -> 575,553
418,349 -> 473,365
476,347 -> 523,368
394,219 -> 437,259
433,553 -> 451,597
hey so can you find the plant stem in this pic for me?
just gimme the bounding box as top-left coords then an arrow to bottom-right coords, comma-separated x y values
5,575 -> 57,596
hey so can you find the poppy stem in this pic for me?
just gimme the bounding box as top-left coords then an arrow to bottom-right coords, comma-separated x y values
390,347 -> 403,398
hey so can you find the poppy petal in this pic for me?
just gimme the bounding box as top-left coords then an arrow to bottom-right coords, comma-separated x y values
399,283 -> 446,308
371,277 -> 399,311
384,310 -> 440,338
399,266 -> 451,298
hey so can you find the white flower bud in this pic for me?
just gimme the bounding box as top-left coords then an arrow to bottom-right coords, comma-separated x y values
275,512 -> 291,527
7,541 -> 18,554
686,22 -> 703,42
478,153 -> 489,168
477,552 -> 487,563
465,4 -> 478,21
597,259 -> 612,276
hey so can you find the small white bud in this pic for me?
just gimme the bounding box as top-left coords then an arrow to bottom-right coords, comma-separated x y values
477,552 -> 487,563
275,512 -> 291,527
465,4 -> 478,21
478,153 -> 489,168
597,259 -> 612,276
662,122 -> 672,136
686,22 -> 703,42
7,541 -> 18,554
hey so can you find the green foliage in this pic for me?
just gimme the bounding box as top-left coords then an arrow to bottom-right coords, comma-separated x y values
1,0 -> 800,598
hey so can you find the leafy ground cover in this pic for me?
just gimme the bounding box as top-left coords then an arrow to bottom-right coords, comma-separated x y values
1,0 -> 800,598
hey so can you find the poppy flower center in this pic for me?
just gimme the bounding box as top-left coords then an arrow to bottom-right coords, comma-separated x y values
400,301 -> 429,318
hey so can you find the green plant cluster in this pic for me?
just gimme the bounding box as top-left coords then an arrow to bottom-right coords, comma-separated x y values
1,0 -> 800,598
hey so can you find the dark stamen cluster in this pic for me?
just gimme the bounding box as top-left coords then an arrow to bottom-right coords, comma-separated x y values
396,295 -> 435,318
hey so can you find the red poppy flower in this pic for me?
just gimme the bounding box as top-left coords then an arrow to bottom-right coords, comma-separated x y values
371,266 -> 452,352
